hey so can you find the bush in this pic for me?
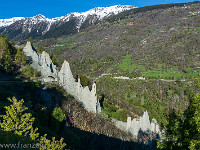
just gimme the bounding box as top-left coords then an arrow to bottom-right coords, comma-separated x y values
21,65 -> 40,78
74,73 -> 92,88
50,54 -> 58,66
50,107 -> 66,133
37,45 -> 45,54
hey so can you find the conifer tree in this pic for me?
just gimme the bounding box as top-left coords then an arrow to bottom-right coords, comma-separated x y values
0,97 -> 39,141
14,48 -> 27,67
157,91 -> 200,150
0,97 -> 67,150
0,36 -> 16,72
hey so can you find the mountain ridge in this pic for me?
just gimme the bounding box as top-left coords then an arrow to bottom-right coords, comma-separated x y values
0,5 -> 137,41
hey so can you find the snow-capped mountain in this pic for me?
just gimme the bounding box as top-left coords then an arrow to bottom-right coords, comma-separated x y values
0,5 -> 137,41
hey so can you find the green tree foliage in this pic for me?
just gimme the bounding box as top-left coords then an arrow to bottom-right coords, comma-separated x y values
0,36 -> 41,78
0,34 -> 5,38
50,54 -> 58,66
0,35 -> 28,73
0,97 -> 39,142
50,107 -> 66,133
39,134 -> 66,150
14,48 -> 27,67
29,37 -> 33,45
157,91 -> 200,150
0,36 -> 17,72
38,45 -> 45,54
189,93 -> 200,149
52,107 -> 66,122
0,97 -> 67,149
21,65 -> 40,78
74,74 -> 92,87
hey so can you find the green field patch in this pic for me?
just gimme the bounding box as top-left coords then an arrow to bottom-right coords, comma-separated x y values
142,67 -> 200,79
188,26 -> 200,33
118,54 -> 146,72
118,55 -> 200,80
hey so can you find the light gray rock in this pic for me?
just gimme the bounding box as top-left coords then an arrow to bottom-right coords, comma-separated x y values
151,118 -> 161,135
23,42 -> 98,113
23,41 -> 58,80
96,99 -> 101,113
114,120 -> 127,131
58,60 -> 77,96
57,60 -> 98,113
113,111 -> 161,139
127,116 -> 132,130
38,51 -> 58,79
23,41 -> 39,68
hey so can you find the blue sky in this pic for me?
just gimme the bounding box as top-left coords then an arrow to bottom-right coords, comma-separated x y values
0,0 -> 197,19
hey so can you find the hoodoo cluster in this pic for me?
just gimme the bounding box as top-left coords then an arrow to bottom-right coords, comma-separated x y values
23,41 -> 101,113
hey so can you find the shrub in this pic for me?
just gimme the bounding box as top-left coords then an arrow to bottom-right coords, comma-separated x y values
37,45 -> 45,54
21,65 -> 40,78
50,107 -> 66,133
50,54 -> 58,66
74,73 -> 92,88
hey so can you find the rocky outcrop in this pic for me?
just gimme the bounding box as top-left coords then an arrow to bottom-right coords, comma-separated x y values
23,41 -> 100,113
23,42 -> 57,80
151,118 -> 161,135
58,61 -> 98,113
112,111 -> 161,139
23,41 -> 39,69
38,51 -> 58,79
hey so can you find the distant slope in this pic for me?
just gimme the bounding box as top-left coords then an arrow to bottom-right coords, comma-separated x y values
106,1 -> 199,22
37,1 -> 200,78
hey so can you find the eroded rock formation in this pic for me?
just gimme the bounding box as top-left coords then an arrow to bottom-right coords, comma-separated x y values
23,41 -> 100,113
112,111 -> 161,139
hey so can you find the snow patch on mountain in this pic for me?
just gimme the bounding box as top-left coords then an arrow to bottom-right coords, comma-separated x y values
75,5 -> 136,20
62,5 -> 137,30
0,17 -> 24,27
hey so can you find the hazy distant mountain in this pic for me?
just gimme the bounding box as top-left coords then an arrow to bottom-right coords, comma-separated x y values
0,5 -> 137,41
